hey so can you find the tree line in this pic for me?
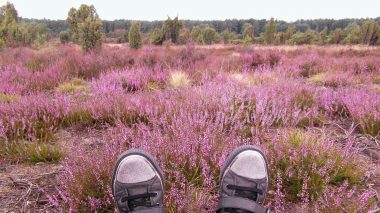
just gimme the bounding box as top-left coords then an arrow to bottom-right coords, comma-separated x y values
1,2 -> 380,52
23,16 -> 380,37
124,17 -> 380,48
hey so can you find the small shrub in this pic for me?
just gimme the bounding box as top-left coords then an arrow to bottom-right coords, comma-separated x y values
292,89 -> 315,110
267,52 -> 282,68
169,71 -> 191,88
52,141 -> 121,212
299,61 -> 320,77
266,130 -> 364,203
24,54 -> 53,72
177,46 -> 205,69
59,30 -> 71,44
342,90 -> 380,136
0,95 -> 69,142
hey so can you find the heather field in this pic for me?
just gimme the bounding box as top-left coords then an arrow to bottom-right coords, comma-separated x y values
1,44 -> 380,212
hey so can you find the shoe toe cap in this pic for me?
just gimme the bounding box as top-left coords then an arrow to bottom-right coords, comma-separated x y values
230,150 -> 267,179
116,155 -> 157,183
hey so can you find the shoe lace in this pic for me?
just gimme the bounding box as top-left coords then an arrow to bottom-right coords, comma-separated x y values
121,192 -> 158,211
219,183 -> 264,213
227,183 -> 263,201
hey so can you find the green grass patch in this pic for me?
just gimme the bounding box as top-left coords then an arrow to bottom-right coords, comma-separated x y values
0,93 -> 19,103
0,141 -> 64,163
58,78 -> 88,93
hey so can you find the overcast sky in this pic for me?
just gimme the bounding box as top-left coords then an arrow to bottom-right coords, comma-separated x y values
1,0 -> 379,21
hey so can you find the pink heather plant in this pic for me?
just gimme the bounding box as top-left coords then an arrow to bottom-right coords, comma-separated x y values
0,45 -> 379,211
0,94 -> 71,142
342,89 -> 380,136
54,79 -> 371,212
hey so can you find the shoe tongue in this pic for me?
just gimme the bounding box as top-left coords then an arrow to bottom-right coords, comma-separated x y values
128,187 -> 147,195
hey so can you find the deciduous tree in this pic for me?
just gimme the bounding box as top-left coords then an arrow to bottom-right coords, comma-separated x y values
343,23 -> 361,44
67,4 -> 103,52
360,20 -> 380,45
202,27 -> 217,45
78,17 -> 103,52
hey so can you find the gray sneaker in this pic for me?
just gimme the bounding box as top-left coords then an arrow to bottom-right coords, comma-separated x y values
112,149 -> 165,213
217,145 -> 269,213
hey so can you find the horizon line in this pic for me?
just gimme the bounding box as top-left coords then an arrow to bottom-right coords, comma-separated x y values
20,16 -> 380,23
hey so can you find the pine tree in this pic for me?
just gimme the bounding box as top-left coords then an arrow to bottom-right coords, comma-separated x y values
284,25 -> 296,42
264,18 -> 276,44
162,16 -> 183,44
242,23 -> 254,44
319,27 -> 328,45
129,22 -> 142,49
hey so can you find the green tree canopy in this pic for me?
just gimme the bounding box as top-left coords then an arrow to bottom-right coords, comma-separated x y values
67,4 -> 103,52
360,20 -> 380,45
329,28 -> 346,44
202,27 -> 217,45
0,2 -> 18,26
59,30 -> 71,44
343,23 -> 361,44
221,29 -> 236,44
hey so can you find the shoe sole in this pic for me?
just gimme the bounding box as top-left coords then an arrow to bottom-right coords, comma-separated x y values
220,145 -> 269,203
111,149 -> 165,198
